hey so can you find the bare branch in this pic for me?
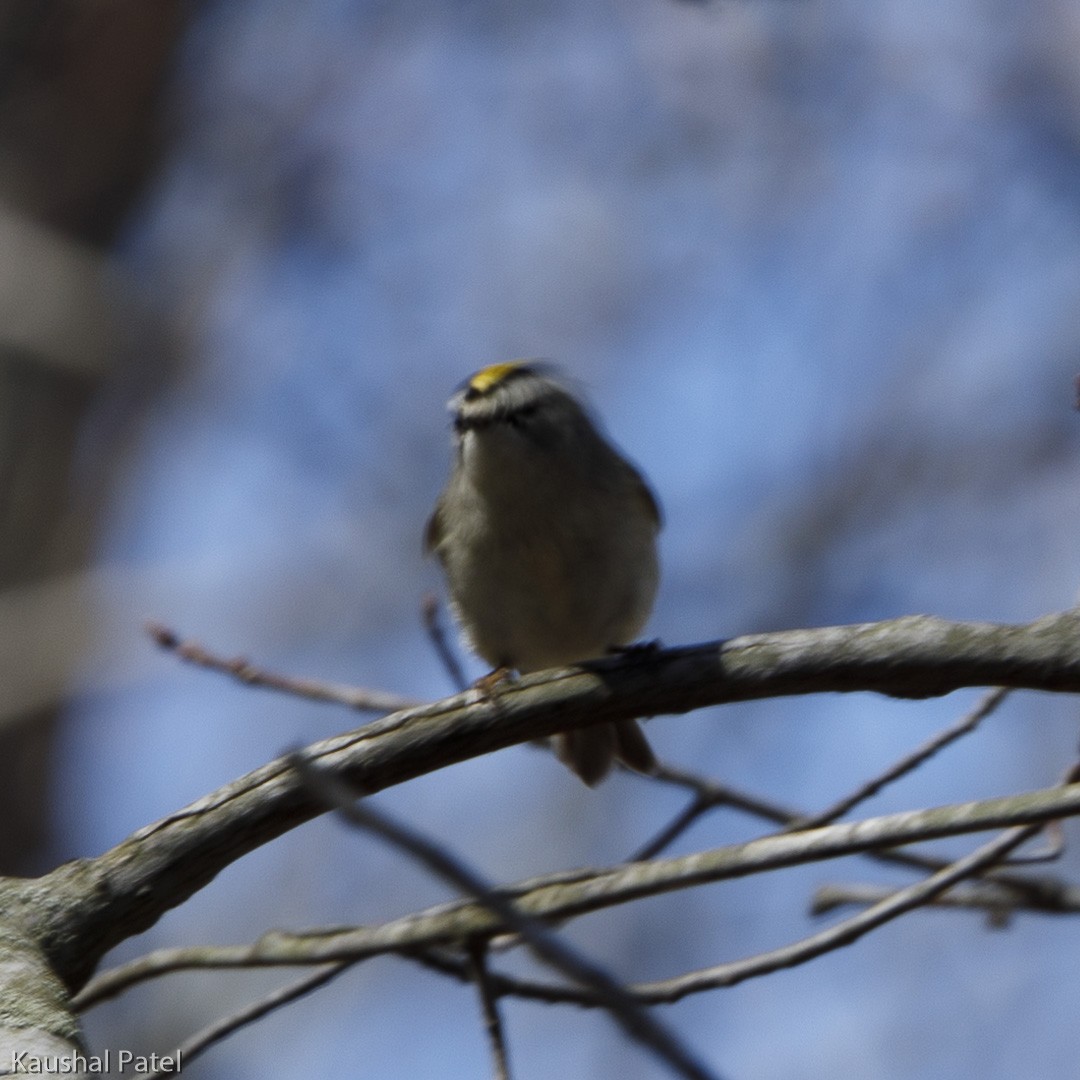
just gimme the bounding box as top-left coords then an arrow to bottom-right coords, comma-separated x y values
144,963 -> 353,1080
289,753 -> 722,1080
637,751 -> 1073,908
146,622 -> 421,714
74,945 -> 265,1010
810,879 -> 1080,921
467,942 -> 512,1080
422,592 -> 469,693
620,825 -> 1040,1001
414,826 -> 1045,1006
74,778 -> 1080,1010
402,946 -> 585,1006
32,609 -> 1080,990
632,688 -> 1008,860
794,686 -> 1011,830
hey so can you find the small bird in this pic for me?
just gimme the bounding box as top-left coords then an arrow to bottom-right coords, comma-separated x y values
426,361 -> 661,785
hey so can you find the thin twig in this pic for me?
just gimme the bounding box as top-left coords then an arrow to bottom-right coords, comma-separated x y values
632,688 -> 1009,862
628,764 -> 800,862
636,740 -> 1072,909
147,621 -> 421,713
810,750 -> 1080,923
404,945 -> 578,1004
422,592 -> 469,693
810,882 -> 1029,923
621,824 -> 1041,1001
631,793 -> 713,861
289,752 -> 724,1080
468,941 -> 512,1080
795,687 -> 1011,830
73,945 -> 260,1010
144,963 -> 352,1080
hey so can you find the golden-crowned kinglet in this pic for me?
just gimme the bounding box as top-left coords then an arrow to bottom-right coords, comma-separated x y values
426,361 -> 661,786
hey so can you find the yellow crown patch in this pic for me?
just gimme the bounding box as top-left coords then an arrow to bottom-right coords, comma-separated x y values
467,360 -> 530,394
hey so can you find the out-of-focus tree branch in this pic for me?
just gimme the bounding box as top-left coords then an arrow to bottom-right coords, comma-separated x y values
0,0 -> 192,874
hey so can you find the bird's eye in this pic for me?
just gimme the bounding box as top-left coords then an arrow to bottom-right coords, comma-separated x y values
507,403 -> 538,428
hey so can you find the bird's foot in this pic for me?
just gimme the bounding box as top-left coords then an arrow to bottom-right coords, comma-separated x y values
472,665 -> 516,698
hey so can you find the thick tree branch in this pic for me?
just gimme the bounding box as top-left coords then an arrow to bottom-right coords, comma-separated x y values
21,609 -> 1080,990
0,909 -> 85,1068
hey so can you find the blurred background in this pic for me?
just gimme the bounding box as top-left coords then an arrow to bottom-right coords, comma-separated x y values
3,0 -> 1080,1077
